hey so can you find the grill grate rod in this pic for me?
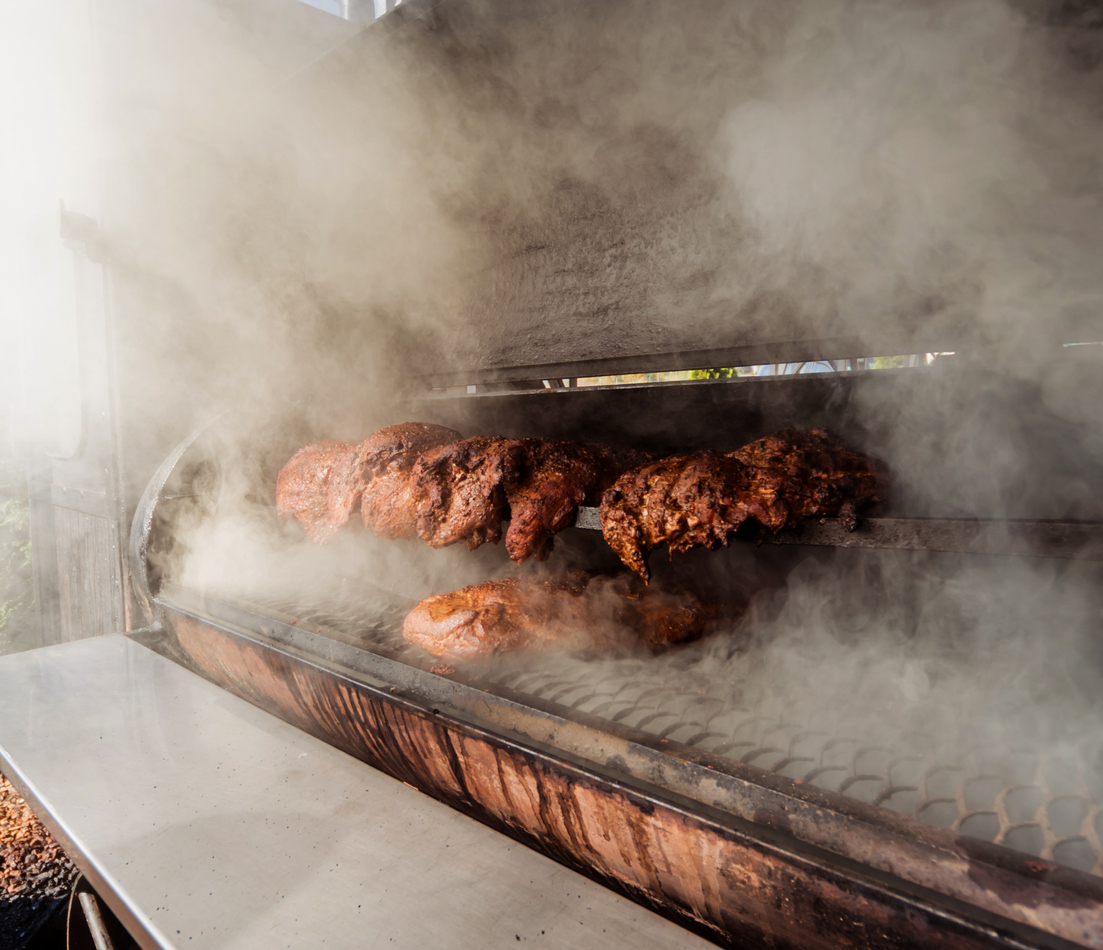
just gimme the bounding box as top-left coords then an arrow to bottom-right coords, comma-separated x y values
572,509 -> 1103,560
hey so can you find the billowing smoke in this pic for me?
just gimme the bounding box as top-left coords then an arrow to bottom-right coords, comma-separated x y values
715,0 -> 1103,352
710,0 -> 1103,520
35,0 -> 1098,869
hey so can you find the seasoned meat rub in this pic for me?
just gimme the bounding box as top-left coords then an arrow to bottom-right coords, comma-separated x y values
504,441 -> 653,563
359,469 -> 423,540
600,452 -> 784,582
412,437 -> 651,561
402,573 -> 711,661
276,440 -> 359,543
601,430 -> 889,580
356,423 -> 462,539
728,428 -> 889,531
276,423 -> 460,543
412,437 -> 529,550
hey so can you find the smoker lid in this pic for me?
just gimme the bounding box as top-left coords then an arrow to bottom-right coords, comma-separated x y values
273,0 -> 1103,377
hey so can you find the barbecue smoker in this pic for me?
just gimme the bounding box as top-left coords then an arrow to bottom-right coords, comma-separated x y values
31,0 -> 1103,947
133,378 -> 1103,950
132,372 -> 1103,950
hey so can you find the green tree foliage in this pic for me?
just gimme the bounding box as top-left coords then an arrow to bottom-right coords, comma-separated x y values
688,367 -> 737,380
867,355 -> 906,369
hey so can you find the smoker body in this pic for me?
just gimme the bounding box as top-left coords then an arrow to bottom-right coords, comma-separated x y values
16,0 -> 1103,947
129,356 -> 1103,949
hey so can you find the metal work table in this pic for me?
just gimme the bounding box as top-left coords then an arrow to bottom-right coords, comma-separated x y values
0,635 -> 712,950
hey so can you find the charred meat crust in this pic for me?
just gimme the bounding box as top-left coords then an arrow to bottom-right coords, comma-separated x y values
357,423 -> 465,478
600,452 -> 768,582
356,423 -> 463,539
412,437 -> 528,550
504,441 -> 654,563
275,424 -> 460,544
600,429 -> 889,580
728,428 -> 890,522
411,437 -> 652,560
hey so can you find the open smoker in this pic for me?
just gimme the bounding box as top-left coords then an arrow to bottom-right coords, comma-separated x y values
67,0 -> 1103,946
131,364 -> 1103,950
133,355 -> 1103,949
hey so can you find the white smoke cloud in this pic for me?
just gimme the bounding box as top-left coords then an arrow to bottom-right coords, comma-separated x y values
84,0 -> 1103,873
714,0 -> 1103,354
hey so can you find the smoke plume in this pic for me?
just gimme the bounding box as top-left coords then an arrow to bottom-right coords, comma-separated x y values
14,0 -> 1097,870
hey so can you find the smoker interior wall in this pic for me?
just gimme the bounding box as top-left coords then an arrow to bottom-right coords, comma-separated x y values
293,0 -> 884,371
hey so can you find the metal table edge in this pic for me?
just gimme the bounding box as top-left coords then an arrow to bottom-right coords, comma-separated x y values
0,636 -> 173,950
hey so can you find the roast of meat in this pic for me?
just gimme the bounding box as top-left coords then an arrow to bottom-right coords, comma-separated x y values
359,469 -> 424,540
410,437 -> 652,561
276,423 -> 460,542
503,441 -> 653,563
356,423 -> 463,539
278,425 -> 888,581
280,427 -> 650,560
401,573 -> 713,662
276,440 -> 360,543
600,428 -> 889,581
411,437 -> 527,551
729,428 -> 890,530
599,452 -> 785,582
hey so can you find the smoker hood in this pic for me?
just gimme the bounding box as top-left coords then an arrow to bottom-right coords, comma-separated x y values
267,0 -> 1103,380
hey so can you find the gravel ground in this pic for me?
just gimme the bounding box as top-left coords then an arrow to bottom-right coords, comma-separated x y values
0,772 -> 78,950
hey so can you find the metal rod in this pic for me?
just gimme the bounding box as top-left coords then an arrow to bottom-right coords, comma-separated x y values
757,515 -> 1103,560
572,508 -> 1103,560
79,890 -> 117,950
412,333 -> 962,388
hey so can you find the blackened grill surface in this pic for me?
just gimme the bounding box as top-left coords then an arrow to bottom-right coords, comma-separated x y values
212,586 -> 1103,879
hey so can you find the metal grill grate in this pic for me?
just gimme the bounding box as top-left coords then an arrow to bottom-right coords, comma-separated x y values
496,656 -> 1103,877
225,589 -> 1103,878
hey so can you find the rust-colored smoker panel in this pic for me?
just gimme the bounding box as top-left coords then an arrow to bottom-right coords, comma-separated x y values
169,612 -> 1088,950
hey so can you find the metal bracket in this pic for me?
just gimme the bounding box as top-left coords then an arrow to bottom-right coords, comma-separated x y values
59,201 -> 110,264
